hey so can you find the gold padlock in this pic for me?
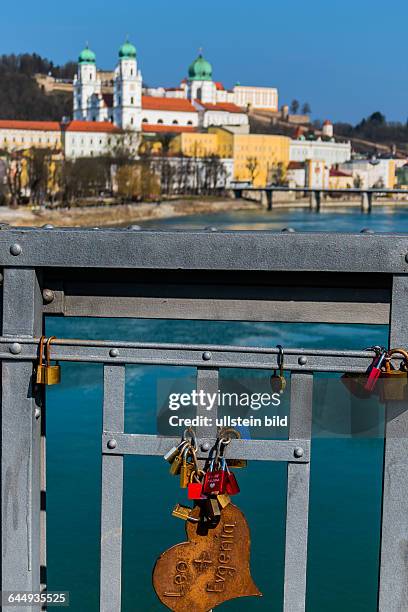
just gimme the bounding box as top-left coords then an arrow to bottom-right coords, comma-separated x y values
36,335 -> 47,384
380,348 -> 408,402
44,336 -> 61,385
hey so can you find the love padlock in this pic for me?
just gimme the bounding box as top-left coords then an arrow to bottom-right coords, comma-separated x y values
203,459 -> 227,496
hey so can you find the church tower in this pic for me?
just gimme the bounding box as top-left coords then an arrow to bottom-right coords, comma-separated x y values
113,40 -> 142,131
73,46 -> 101,120
187,53 -> 217,104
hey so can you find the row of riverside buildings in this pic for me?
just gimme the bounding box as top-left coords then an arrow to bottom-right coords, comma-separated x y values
1,41 -> 407,191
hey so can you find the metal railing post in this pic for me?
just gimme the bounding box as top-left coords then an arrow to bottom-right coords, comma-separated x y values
1,268 -> 44,611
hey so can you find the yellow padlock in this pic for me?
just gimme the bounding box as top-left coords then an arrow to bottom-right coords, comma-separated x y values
44,336 -> 61,385
380,348 -> 408,402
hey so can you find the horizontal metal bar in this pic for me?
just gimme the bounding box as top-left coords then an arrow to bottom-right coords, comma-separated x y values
1,229 -> 408,273
44,293 -> 390,324
0,337 -> 379,372
101,433 -> 311,463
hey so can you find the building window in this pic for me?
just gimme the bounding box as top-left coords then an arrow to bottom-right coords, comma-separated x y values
187,121 -> 193,125
131,97 -> 134,104
157,119 -> 163,124
142,118 -> 148,123
172,120 -> 179,125
130,68 -> 134,76
131,117 -> 134,125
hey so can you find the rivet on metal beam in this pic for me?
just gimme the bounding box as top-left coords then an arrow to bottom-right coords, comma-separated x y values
281,227 -> 296,233
205,227 -> 218,232
42,288 -> 55,304
128,225 -> 141,230
201,442 -> 210,452
202,351 -> 212,361
298,356 -> 308,365
34,408 -> 41,419
107,439 -> 117,450
42,224 -> 54,229
361,228 -> 374,234
405,253 -> 408,264
294,447 -> 304,458
10,243 -> 22,256
9,342 -> 22,355
0,272 -> 3,283
109,348 -> 119,358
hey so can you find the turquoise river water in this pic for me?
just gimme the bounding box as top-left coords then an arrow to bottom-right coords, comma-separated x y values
45,205 -> 408,611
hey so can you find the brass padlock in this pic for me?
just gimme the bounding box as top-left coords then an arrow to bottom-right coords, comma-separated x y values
380,348 -> 408,402
36,336 -> 47,384
43,336 -> 61,385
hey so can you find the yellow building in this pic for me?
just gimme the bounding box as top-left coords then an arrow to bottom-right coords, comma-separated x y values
329,168 -> 353,190
209,127 -> 290,186
169,132 -> 219,157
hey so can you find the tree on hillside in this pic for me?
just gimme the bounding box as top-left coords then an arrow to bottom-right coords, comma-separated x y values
302,102 -> 311,115
0,53 -> 76,120
290,99 -> 300,114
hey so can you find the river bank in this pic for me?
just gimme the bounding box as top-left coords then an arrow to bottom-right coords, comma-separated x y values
0,198 -> 261,227
0,196 -> 406,227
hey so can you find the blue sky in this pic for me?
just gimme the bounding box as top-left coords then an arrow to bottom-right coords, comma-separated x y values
1,0 -> 407,123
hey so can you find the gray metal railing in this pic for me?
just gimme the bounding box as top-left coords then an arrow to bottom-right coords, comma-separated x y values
1,227 -> 408,612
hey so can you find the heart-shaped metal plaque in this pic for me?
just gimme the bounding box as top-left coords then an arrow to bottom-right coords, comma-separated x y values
153,503 -> 262,611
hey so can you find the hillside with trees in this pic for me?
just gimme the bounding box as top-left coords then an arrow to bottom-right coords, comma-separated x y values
0,53 -> 76,120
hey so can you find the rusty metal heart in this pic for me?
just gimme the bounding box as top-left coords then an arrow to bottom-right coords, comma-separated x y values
153,503 -> 262,612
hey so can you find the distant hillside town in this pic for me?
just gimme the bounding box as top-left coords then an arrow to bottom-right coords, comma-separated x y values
0,41 -> 408,205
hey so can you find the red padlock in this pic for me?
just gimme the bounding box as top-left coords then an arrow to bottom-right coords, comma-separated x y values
225,468 -> 240,496
187,470 -> 207,500
203,460 -> 227,495
365,350 -> 387,391
188,482 -> 204,500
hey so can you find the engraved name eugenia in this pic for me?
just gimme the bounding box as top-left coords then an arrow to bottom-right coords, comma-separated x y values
168,415 -> 288,428
206,522 -> 237,593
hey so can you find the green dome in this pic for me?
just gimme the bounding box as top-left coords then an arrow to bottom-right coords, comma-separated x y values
188,54 -> 212,81
119,40 -> 137,59
78,46 -> 96,64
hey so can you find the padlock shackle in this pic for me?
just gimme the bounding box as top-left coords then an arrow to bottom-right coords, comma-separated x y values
388,347 -> 408,362
45,336 -> 57,365
38,335 -> 46,367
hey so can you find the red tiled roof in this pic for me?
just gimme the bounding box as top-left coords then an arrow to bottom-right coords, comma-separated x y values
0,120 -> 60,131
215,82 -> 225,91
196,102 -> 245,114
64,120 -> 122,133
142,96 -> 196,112
165,88 -> 183,92
323,120 -> 332,126
330,168 -> 352,177
142,124 -> 197,134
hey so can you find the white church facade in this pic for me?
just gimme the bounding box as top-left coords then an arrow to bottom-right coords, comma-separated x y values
73,41 -> 278,134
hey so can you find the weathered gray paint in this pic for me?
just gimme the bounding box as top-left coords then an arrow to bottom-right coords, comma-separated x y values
1,268 -> 43,612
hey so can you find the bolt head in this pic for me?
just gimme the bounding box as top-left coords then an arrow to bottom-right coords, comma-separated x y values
361,228 -> 374,234
201,442 -> 211,452
128,224 -> 141,230
405,253 -> 408,264
202,351 -> 212,361
34,407 -> 41,419
10,243 -> 22,256
298,356 -> 308,366
281,227 -> 296,233
42,224 -> 54,229
109,348 -> 119,358
42,288 -> 55,304
107,439 -> 117,450
294,447 -> 304,458
9,342 -> 22,355
205,226 -> 218,232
